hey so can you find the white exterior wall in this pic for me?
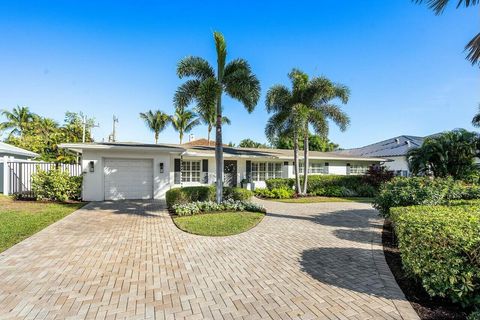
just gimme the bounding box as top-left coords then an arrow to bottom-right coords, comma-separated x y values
383,156 -> 410,175
82,150 -> 171,201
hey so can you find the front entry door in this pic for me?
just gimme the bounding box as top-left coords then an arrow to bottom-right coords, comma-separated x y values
224,160 -> 237,187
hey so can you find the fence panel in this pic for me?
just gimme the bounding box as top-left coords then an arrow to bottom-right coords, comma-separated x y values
5,161 -> 81,198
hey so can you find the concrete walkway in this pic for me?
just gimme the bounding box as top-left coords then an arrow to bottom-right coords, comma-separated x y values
0,199 -> 418,320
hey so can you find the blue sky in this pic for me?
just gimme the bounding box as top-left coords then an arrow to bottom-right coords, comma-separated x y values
0,0 -> 478,148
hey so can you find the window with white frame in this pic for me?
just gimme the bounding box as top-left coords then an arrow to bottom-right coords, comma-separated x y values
298,161 -> 326,174
181,160 -> 201,182
348,164 -> 369,175
251,162 -> 283,181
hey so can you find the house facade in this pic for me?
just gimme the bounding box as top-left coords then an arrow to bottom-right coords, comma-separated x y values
0,142 -> 38,194
60,142 -> 386,201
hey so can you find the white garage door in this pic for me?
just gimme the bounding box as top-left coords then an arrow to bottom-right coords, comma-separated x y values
104,159 -> 153,200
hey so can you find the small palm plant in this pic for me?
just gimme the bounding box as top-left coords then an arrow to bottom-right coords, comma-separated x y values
170,108 -> 200,144
139,110 -> 170,144
175,31 -> 260,202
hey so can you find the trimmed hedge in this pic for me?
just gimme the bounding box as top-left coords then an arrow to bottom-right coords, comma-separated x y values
172,199 -> 265,216
166,186 -> 252,209
374,177 -> 480,217
391,204 -> 480,307
265,175 -> 377,197
254,187 -> 294,199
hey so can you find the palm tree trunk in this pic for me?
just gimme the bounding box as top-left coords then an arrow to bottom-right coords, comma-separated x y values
179,132 -> 183,144
293,129 -> 301,195
155,132 -> 158,144
215,95 -> 223,203
207,125 -> 212,144
302,131 -> 309,195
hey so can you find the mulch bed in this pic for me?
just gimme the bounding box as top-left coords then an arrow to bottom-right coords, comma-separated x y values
382,219 -> 468,320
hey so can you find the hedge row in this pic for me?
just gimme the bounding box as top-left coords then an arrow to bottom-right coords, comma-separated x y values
166,186 -> 253,208
373,177 -> 480,217
391,203 -> 480,307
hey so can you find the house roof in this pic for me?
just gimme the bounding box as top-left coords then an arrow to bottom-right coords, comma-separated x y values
181,138 -> 223,147
336,135 -> 431,158
0,142 -> 38,158
59,142 -> 387,162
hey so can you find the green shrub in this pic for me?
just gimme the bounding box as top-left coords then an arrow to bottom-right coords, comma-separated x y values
254,187 -> 293,199
172,199 -> 266,216
468,310 -> 480,320
391,204 -> 480,307
266,178 -> 294,190
373,177 -> 480,217
32,169 -> 82,202
166,186 -> 215,208
223,187 -> 253,201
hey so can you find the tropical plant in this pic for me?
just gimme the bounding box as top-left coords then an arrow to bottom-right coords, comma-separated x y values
414,0 -> 480,66
175,31 -> 260,202
139,110 -> 170,144
472,104 -> 480,127
0,106 -> 35,137
170,108 -> 200,144
197,103 -> 231,144
407,129 -> 479,179
273,134 -> 339,151
238,138 -> 268,148
265,69 -> 349,195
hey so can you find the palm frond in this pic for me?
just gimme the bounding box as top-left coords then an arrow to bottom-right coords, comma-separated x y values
465,32 -> 480,65
223,68 -> 260,112
413,0 -> 478,14
177,56 -> 215,80
317,104 -> 350,131
174,79 -> 201,109
265,85 -> 291,113
214,31 -> 227,78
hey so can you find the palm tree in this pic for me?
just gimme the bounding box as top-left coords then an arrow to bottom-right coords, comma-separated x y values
197,104 -> 231,144
414,0 -> 479,66
139,110 -> 170,144
472,104 -> 480,127
266,69 -> 350,195
170,108 -> 200,144
175,32 -> 260,202
0,106 -> 35,137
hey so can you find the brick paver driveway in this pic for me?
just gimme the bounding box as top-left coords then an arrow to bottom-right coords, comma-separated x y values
0,199 -> 418,320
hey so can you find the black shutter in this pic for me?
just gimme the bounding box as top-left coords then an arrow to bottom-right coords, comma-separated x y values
246,160 -> 252,182
202,159 -> 208,183
174,159 -> 181,184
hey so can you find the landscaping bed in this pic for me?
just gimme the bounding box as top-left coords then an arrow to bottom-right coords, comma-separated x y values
258,195 -> 373,203
0,195 -> 85,253
173,211 -> 265,236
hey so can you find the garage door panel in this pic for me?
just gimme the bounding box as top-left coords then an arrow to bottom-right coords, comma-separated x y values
104,159 -> 153,200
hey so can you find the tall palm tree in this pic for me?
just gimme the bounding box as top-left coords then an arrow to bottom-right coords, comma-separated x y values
414,0 -> 480,66
170,108 -> 200,144
175,32 -> 260,202
0,106 -> 35,137
139,110 -> 170,144
472,104 -> 480,127
265,69 -> 350,195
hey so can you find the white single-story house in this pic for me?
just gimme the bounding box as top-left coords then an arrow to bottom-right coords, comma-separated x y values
60,142 -> 387,201
0,142 -> 38,194
337,135 -> 435,176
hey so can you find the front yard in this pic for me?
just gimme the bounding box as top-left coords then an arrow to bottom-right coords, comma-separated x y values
0,195 -> 84,253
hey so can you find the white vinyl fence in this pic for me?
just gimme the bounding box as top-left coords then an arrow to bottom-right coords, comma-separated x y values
1,157 -> 82,198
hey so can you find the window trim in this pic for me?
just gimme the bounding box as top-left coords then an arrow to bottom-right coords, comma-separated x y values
251,161 -> 283,181
181,160 -> 202,182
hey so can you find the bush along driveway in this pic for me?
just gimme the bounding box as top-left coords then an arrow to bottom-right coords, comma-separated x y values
0,199 -> 418,319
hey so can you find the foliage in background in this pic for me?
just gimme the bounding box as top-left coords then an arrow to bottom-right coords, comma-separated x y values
254,188 -> 294,199
407,129 -> 479,180
1,107 -> 95,163
139,110 -> 171,144
362,165 -> 394,188
374,176 -> 480,217
274,134 -> 339,151
31,169 -> 82,202
414,0 -> 479,66
174,31 -> 261,203
170,108 -> 200,144
265,178 -> 295,190
391,203 -> 480,307
238,138 -> 269,148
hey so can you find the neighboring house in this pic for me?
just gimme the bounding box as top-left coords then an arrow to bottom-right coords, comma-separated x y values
60,142 -> 386,201
337,135 -> 432,176
0,142 -> 39,193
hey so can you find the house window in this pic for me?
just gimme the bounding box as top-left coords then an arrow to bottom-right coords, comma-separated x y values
299,161 -> 326,174
251,162 -> 282,181
349,164 -> 368,175
181,160 -> 201,182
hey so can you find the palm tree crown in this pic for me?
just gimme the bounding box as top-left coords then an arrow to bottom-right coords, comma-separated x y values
0,106 -> 35,137
139,110 -> 170,144
170,108 -> 200,144
265,69 -> 350,194
175,31 -> 260,202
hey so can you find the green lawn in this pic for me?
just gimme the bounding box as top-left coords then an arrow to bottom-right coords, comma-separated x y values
267,196 -> 374,204
173,211 -> 265,236
0,196 -> 85,253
